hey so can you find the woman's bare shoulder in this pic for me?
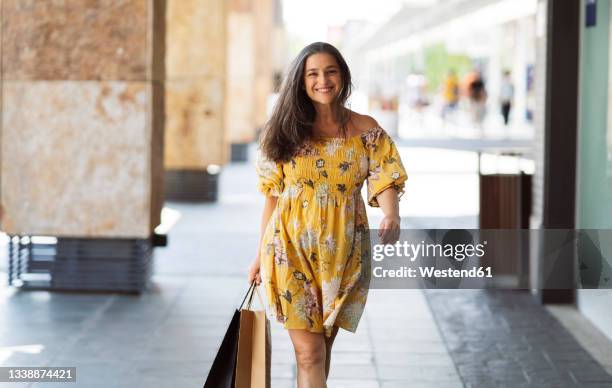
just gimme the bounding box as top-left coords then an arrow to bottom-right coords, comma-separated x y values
349,111 -> 380,135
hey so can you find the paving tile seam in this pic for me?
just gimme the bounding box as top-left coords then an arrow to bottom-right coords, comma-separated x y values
46,295 -> 117,368
363,310 -> 384,384
148,279 -> 193,342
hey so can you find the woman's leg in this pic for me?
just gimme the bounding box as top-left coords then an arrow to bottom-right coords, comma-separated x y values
288,329 -> 327,388
324,326 -> 340,379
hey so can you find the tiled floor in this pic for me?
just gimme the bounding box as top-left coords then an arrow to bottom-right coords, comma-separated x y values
548,305 -> 612,376
426,290 -> 612,388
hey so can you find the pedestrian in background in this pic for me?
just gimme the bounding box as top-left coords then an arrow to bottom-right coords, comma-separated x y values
248,41 -> 407,388
500,70 -> 514,126
467,69 -> 487,129
441,69 -> 459,121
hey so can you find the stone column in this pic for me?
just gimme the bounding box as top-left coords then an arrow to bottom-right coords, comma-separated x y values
1,0 -> 166,292
271,0 -> 287,89
225,0 -> 274,162
225,0 -> 256,162
253,0 -> 274,135
165,0 -> 227,200
531,0 -> 580,303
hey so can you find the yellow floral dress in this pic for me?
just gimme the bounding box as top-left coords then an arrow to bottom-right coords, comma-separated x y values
256,126 -> 407,337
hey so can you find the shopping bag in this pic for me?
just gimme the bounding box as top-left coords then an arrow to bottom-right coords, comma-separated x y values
203,282 -> 258,388
202,310 -> 240,388
235,284 -> 271,388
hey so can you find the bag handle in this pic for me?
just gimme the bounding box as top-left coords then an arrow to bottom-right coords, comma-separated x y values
238,282 -> 256,310
248,284 -> 265,310
239,281 -> 265,311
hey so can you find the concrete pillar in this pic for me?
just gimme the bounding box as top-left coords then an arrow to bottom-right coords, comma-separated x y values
254,0 -> 274,130
1,0 -> 164,238
226,0 -> 274,162
1,0 -> 166,292
531,0 -> 580,304
226,0 -> 256,162
165,0 -> 227,200
271,0 -> 288,81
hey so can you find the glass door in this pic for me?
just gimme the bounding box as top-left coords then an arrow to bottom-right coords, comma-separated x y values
576,0 -> 612,340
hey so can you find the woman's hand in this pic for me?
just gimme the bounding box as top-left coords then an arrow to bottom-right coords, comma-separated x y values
247,257 -> 262,285
378,215 -> 401,244
250,195 -> 277,286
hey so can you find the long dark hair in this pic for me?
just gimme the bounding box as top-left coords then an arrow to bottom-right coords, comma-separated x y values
260,42 -> 353,162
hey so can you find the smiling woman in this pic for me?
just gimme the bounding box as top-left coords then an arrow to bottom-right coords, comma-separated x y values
259,42 -> 353,162
248,42 -> 408,387
304,56 -> 342,102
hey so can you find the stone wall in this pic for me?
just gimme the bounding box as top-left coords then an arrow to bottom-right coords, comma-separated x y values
253,0 -> 274,131
165,0 -> 228,169
0,0 -> 165,238
225,0 -> 256,144
225,0 -> 274,144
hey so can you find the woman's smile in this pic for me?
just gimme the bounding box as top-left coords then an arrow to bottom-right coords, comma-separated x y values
303,52 -> 343,104
315,86 -> 334,94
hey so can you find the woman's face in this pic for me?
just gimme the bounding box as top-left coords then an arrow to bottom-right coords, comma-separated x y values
303,53 -> 342,106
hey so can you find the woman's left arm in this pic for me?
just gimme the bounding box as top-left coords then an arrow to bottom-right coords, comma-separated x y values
375,187 -> 401,244
360,120 -> 407,244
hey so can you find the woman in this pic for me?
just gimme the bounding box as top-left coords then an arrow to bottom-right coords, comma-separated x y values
247,42 -> 407,387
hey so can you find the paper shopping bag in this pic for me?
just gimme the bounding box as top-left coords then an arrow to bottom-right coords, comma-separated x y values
203,282 -> 257,388
202,309 -> 241,388
235,285 -> 271,388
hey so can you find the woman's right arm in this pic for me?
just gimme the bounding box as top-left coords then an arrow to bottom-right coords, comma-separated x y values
248,195 -> 278,285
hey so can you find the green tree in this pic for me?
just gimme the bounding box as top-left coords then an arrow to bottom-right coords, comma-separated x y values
424,43 -> 472,93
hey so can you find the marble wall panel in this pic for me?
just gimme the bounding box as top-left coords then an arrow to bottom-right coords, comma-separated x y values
165,77 -> 227,168
2,0 -> 149,81
165,0 -> 227,168
225,11 -> 256,143
166,0 -> 226,78
254,0 -> 274,129
228,0 -> 252,13
1,81 -> 153,238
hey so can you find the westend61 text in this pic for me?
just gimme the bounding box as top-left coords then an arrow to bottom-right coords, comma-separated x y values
372,266 -> 493,278
372,240 -> 487,262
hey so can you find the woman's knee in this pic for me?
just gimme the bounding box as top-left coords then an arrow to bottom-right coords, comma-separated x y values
294,345 -> 325,369
289,330 -> 326,369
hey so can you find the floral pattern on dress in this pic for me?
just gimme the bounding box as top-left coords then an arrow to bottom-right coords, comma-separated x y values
361,128 -> 408,207
256,126 -> 408,337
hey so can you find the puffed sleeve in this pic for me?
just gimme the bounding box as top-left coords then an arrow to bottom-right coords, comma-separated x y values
362,127 -> 408,207
255,154 -> 285,197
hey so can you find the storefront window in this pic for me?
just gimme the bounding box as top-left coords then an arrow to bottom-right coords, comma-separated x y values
577,0 -> 612,342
